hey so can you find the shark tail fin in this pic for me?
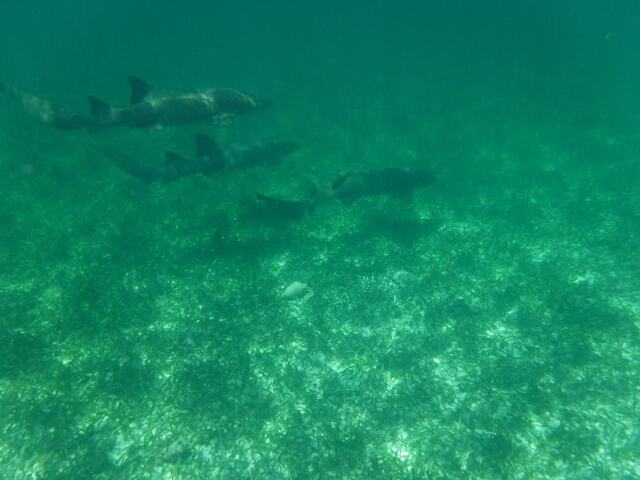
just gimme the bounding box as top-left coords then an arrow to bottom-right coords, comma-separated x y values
88,96 -> 112,121
194,133 -> 226,171
128,76 -> 152,104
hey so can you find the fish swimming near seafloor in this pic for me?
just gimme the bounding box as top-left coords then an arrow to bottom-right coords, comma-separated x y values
0,76 -> 271,131
103,133 -> 300,183
256,167 -> 437,220
87,76 -> 271,130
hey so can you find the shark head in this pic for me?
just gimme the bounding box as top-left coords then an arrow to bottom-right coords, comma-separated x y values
214,89 -> 272,114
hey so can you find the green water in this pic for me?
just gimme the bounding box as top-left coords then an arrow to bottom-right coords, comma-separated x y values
1,1 -> 639,478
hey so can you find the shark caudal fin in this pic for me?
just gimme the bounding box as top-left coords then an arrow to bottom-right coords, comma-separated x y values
194,133 -> 226,171
88,96 -> 112,121
128,76 -> 152,104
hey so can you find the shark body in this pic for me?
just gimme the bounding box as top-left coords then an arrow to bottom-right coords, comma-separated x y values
257,167 -> 437,220
88,77 -> 271,130
163,134 -> 300,182
103,133 -> 299,183
0,76 -> 271,131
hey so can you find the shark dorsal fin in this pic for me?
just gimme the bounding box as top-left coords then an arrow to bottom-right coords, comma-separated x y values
128,76 -> 152,104
331,172 -> 351,190
194,133 -> 226,171
88,96 -> 111,119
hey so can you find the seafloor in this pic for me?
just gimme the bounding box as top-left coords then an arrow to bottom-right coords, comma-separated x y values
1,78 -> 639,479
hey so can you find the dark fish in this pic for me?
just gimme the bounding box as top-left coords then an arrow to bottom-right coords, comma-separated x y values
88,76 -> 271,130
162,134 -> 299,182
314,168 -> 437,206
257,167 -> 436,220
0,76 -> 271,132
104,133 -> 299,183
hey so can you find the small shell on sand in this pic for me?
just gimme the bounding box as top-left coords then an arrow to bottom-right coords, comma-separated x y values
281,281 -> 313,301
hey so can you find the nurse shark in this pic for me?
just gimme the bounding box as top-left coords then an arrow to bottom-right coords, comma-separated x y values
88,76 -> 271,130
0,76 -> 271,131
256,167 -> 437,220
102,133 -> 299,183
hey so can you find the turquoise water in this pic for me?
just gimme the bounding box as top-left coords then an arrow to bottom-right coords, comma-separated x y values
1,2 -> 640,478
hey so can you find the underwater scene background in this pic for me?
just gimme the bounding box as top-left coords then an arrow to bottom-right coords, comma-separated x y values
1,1 -> 640,478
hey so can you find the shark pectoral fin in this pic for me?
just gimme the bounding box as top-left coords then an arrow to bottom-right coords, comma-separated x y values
194,133 -> 226,171
88,96 -> 111,120
128,76 -> 152,104
331,172 -> 351,190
